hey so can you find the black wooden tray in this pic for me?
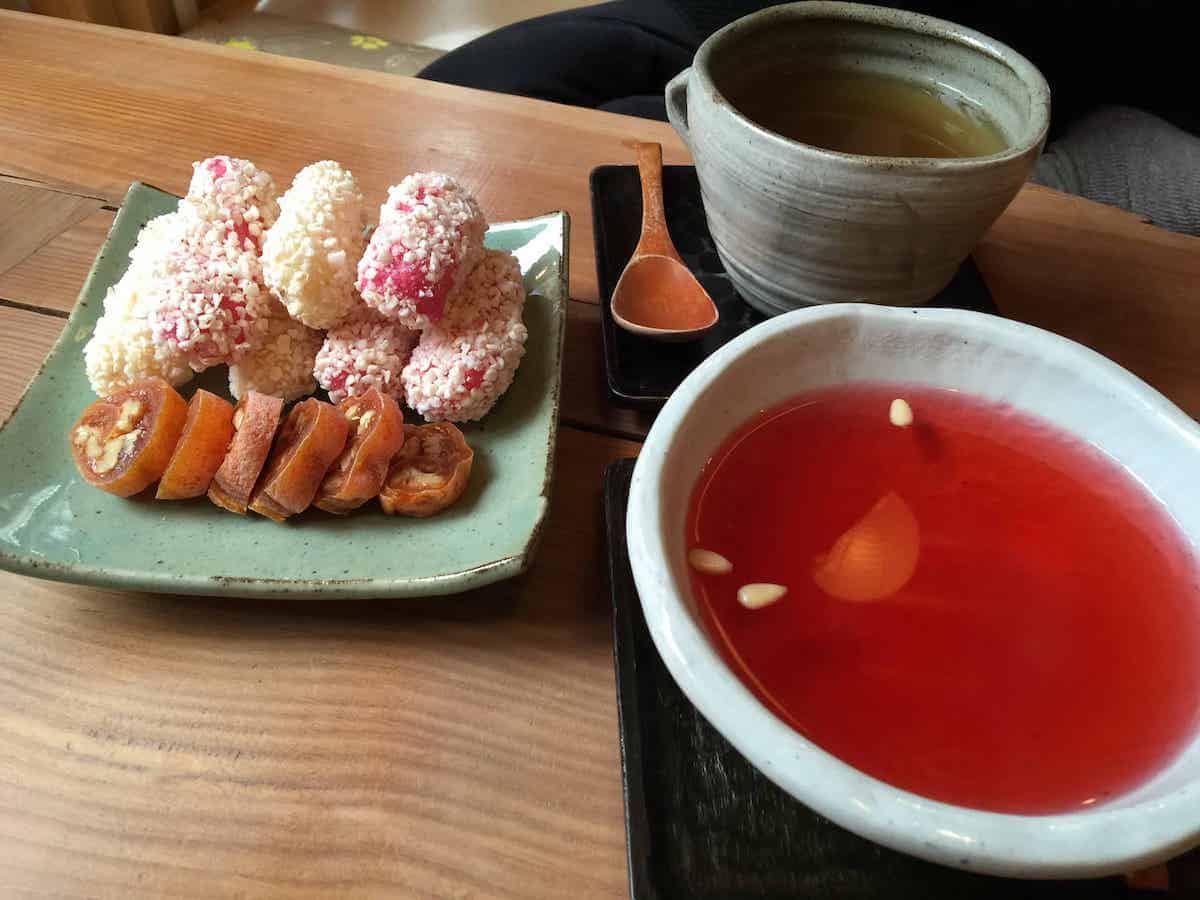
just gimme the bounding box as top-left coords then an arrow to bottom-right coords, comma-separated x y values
603,457 -> 1195,899
591,165 -> 998,408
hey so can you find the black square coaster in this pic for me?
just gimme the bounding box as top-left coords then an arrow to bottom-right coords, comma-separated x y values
591,166 -> 997,408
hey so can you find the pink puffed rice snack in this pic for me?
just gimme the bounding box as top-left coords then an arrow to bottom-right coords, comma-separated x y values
402,250 -> 527,423
85,259 -> 194,397
181,156 -> 279,253
145,156 -> 278,371
356,172 -> 487,330
147,242 -> 272,371
85,210 -> 193,396
313,313 -> 420,404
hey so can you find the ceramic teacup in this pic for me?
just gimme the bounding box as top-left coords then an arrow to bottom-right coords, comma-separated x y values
665,1 -> 1051,314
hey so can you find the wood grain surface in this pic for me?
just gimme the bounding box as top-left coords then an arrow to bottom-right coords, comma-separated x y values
0,207 -> 115,315
978,185 -> 1200,421
2,9 -> 1200,896
0,305 -> 68,421
0,266 -> 640,897
0,427 -> 639,899
0,178 -> 102,278
0,10 -> 689,306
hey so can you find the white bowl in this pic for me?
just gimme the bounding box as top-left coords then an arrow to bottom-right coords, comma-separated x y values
626,303 -> 1200,878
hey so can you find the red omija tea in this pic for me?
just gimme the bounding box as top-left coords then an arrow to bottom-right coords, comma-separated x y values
687,383 -> 1200,814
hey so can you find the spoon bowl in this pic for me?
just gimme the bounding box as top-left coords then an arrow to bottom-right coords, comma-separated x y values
611,254 -> 718,342
610,142 -> 719,341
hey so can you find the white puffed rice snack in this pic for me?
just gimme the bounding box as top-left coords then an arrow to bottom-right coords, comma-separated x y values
262,160 -> 367,329
228,301 -> 324,401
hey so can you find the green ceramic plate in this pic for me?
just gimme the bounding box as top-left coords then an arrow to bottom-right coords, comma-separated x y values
0,183 -> 568,598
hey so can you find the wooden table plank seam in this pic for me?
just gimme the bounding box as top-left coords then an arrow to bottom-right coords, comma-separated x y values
0,297 -> 71,319
0,171 -> 114,204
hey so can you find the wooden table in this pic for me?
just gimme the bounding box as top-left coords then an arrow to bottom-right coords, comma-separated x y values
2,11 -> 1199,897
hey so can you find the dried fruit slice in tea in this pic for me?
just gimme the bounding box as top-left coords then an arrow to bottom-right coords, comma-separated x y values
378,422 -> 473,517
812,491 -> 920,603
208,391 -> 284,514
69,377 -> 187,497
156,389 -> 236,500
249,398 -> 350,522
313,388 -> 405,514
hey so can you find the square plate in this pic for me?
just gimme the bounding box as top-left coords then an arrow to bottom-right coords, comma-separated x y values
590,165 -> 997,408
0,183 -> 568,598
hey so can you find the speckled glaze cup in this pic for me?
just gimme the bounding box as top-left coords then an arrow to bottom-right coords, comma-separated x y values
665,2 -> 1051,314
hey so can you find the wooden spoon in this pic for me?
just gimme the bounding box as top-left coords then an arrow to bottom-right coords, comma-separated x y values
611,142 -> 719,342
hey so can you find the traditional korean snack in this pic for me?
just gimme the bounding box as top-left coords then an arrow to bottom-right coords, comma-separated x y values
155,389 -> 236,500
146,241 -> 272,371
84,213 -> 193,397
207,391 -> 284,514
401,250 -> 527,423
313,313 -> 418,404
144,156 -> 278,371
74,159 -> 511,526
379,422 -> 473,517
180,155 -> 279,252
68,377 -> 187,497
262,160 -> 367,329
228,301 -> 323,402
249,398 -> 350,521
85,295 -> 193,398
356,172 -> 486,330
313,388 -> 405,514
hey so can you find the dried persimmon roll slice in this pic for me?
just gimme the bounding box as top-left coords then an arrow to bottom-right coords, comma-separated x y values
156,390 -> 236,500
208,391 -> 284,514
378,422 -> 473,517
249,398 -> 350,522
313,388 -> 405,514
69,377 -> 187,497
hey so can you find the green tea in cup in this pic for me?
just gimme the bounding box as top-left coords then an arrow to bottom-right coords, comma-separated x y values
665,2 -> 1051,311
723,67 -> 1009,158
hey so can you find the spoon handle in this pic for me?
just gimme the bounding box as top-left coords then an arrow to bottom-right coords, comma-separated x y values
634,142 -> 682,261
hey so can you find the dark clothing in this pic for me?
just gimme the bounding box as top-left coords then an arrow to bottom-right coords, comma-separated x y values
420,2 -> 692,124
1033,106 -> 1200,235
421,1 -> 1196,136
419,1 -> 1200,233
657,1 -> 1196,136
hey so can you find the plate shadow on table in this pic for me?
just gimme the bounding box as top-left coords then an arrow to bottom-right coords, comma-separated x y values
63,568 -> 525,627
44,542 -> 613,669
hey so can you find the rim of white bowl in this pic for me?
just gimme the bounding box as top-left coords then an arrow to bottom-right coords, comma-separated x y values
626,303 -> 1200,878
